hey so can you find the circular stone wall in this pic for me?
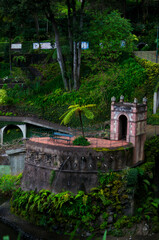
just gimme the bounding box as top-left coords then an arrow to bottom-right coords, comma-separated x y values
21,140 -> 133,194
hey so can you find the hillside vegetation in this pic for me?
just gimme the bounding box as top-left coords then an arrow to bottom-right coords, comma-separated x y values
0,55 -> 158,127
0,1 -> 159,126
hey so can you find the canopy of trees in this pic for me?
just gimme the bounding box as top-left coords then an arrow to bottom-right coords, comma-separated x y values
0,0 -> 159,90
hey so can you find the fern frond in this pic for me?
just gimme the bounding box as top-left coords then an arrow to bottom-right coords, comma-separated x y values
59,109 -> 71,120
84,104 -> 96,108
82,108 -> 94,119
61,108 -> 76,125
68,104 -> 80,109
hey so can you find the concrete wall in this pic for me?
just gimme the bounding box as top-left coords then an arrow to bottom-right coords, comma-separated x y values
0,154 -> 11,175
21,141 -> 133,194
5,149 -> 25,175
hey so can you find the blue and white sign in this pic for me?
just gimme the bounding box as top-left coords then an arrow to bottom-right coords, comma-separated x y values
33,42 -> 55,50
81,42 -> 89,49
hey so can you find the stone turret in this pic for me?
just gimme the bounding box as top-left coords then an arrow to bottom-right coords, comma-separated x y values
110,96 -> 147,164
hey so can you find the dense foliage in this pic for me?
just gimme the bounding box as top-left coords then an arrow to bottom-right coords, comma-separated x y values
0,137 -> 158,236
11,172 -> 130,235
0,173 -> 22,196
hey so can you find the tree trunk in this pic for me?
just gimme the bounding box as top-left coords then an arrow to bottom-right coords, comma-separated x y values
73,0 -> 85,90
72,0 -> 78,90
67,0 -> 73,90
34,14 -> 40,34
9,33 -> 12,74
141,0 -> 149,23
73,41 -> 78,90
79,111 -> 85,138
34,14 -> 40,48
77,41 -> 81,85
50,15 -> 69,90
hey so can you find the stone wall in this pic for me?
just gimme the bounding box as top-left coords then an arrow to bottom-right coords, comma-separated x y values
21,140 -> 133,194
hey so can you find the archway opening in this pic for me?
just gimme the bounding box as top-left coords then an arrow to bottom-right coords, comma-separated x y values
3,125 -> 23,143
119,115 -> 127,140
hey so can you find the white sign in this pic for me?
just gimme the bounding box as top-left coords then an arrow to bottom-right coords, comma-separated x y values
33,42 -> 55,50
33,43 -> 39,49
40,42 -> 53,49
81,42 -> 89,49
11,43 -> 22,49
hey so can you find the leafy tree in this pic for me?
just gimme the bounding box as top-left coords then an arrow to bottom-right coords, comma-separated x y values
60,104 -> 96,138
87,11 -> 134,64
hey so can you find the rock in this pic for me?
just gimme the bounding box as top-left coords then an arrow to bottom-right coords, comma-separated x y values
142,223 -> 149,236
136,222 -> 149,236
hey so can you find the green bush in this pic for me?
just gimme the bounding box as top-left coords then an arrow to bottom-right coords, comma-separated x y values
0,174 -> 22,195
0,89 -> 7,104
73,136 -> 91,146
0,62 -> 10,78
126,168 -> 139,187
0,42 -> 9,59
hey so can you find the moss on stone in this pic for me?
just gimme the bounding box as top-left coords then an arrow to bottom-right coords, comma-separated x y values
92,146 -> 129,152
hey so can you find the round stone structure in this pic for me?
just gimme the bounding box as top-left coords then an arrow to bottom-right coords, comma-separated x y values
21,140 -> 133,194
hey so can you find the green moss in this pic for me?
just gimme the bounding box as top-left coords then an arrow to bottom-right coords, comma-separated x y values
92,146 -> 130,152
49,170 -> 56,186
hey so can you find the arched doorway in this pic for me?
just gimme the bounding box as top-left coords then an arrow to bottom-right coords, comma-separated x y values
3,125 -> 23,143
119,115 -> 127,140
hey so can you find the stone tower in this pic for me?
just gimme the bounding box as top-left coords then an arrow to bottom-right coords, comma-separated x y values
110,96 -> 147,164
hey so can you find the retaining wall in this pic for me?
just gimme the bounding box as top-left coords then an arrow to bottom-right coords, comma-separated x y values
21,141 -> 134,193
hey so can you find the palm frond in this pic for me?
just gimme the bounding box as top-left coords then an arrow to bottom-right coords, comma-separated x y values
84,104 -> 96,108
61,108 -> 76,125
68,104 -> 80,109
82,108 -> 94,119
59,109 -> 72,120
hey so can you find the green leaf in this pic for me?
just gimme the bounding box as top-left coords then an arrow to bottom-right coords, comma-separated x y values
143,179 -> 150,186
3,236 -> 10,240
103,230 -> 107,240
151,202 -> 158,208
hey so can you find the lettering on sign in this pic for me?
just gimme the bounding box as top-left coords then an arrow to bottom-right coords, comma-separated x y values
33,42 -> 56,50
11,43 -> 22,49
81,42 -> 89,49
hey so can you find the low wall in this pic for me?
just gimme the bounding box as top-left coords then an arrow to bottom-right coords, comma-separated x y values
0,154 -> 11,175
3,148 -> 26,175
21,141 -> 133,193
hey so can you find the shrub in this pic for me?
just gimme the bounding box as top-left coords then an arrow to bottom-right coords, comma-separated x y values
0,173 -> 22,195
0,89 -> 7,104
126,168 -> 139,187
73,136 -> 91,146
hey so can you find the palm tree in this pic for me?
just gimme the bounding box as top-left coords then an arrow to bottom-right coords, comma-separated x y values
60,104 -> 96,138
